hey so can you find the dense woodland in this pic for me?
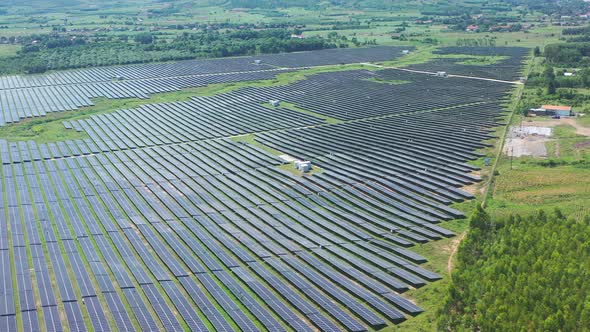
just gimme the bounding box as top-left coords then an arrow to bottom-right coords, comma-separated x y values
0,29 -> 350,74
439,208 -> 590,331
544,43 -> 590,66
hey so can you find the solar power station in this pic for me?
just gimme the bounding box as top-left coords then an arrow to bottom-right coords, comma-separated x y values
0,46 -> 527,331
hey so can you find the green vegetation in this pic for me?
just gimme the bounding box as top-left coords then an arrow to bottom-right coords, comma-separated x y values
0,0 -> 573,74
545,124 -> 590,160
544,42 -> 590,67
268,101 -> 343,124
0,87 -> 213,142
490,161 -> 590,219
439,208 -> 590,331
1,1 -> 589,331
488,116 -> 590,220
454,55 -> 509,66
366,77 -> 411,85
2,29 -> 346,74
277,162 -> 324,176
0,63 -> 373,143
230,133 -> 285,156
418,40 -> 590,331
392,215 -> 472,331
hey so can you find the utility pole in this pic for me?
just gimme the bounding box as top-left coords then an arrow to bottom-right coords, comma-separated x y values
510,147 -> 514,170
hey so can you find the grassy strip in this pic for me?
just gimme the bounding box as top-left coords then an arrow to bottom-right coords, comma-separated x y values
375,46 -> 439,68
264,101 -> 343,125
2,166 -> 23,331
60,162 -> 145,331
230,133 -> 285,156
366,77 -> 412,85
0,88 -> 216,143
480,51 -> 533,207
276,162 -> 324,177
0,64 -> 370,143
19,163 -> 48,332
392,214 -> 473,331
487,161 -> 590,220
480,83 -> 524,208
43,176 -> 95,330
439,54 -> 510,66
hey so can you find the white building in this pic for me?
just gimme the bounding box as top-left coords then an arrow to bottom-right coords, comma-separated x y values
294,160 -> 312,173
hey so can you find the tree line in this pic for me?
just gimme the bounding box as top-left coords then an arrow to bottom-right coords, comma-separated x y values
0,29 -> 349,74
439,208 -> 590,331
544,43 -> 590,67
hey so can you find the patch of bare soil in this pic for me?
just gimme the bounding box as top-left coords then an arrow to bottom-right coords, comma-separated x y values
575,141 -> 590,149
462,170 -> 485,195
448,231 -> 467,276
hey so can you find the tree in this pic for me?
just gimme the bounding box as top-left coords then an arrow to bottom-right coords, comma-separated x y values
23,58 -> 47,74
543,66 -> 555,81
547,79 -> 557,95
439,210 -> 590,331
134,32 -> 154,44
469,205 -> 491,230
533,46 -> 541,57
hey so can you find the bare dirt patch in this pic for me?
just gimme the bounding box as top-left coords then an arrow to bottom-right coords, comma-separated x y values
575,141 -> 590,149
462,170 -> 485,195
504,126 -> 553,157
503,117 -> 590,158
448,231 -> 467,276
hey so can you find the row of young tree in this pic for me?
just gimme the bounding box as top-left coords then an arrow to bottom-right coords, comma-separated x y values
439,208 -> 590,331
0,29 -> 348,74
543,43 -> 590,67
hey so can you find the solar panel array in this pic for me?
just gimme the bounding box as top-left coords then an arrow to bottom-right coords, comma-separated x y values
0,69 -> 294,126
0,47 -> 518,331
218,69 -> 510,120
0,46 -> 410,126
407,46 -> 529,81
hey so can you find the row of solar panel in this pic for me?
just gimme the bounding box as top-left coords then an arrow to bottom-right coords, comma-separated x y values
1,137 -> 433,331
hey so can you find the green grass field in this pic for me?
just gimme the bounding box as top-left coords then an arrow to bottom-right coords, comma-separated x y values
0,57 -> 440,144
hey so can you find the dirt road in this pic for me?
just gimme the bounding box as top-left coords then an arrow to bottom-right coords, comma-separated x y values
448,231 -> 467,277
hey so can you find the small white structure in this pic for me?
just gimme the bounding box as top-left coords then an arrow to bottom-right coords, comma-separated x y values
269,99 -> 281,107
435,71 -> 448,78
295,160 -> 312,173
254,59 -> 262,65
402,49 -> 410,55
564,72 -> 575,77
